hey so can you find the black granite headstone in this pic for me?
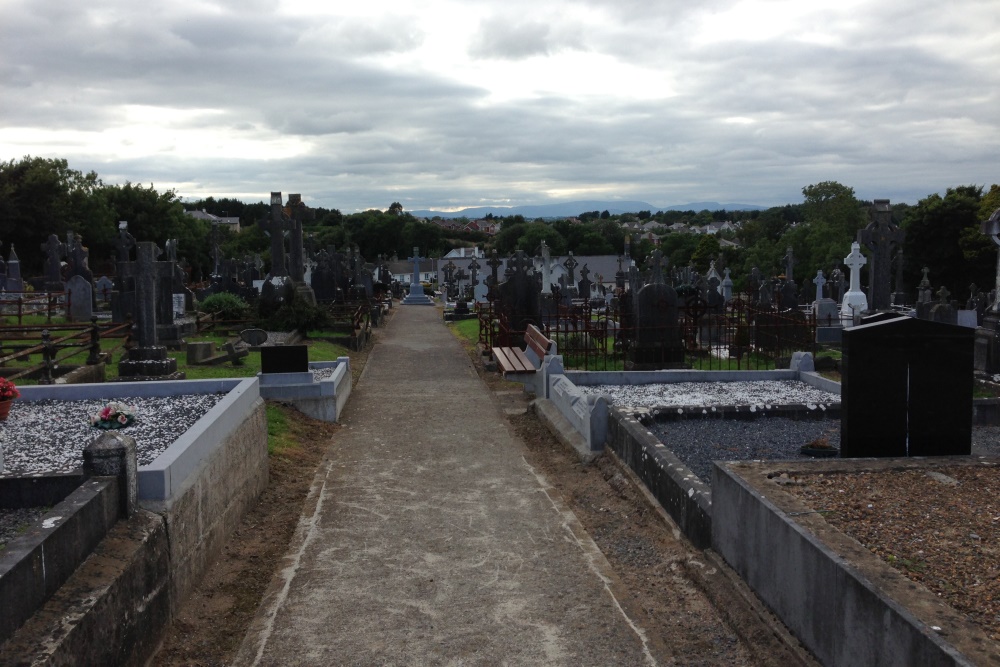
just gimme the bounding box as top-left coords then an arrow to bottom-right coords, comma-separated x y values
261,345 -> 309,374
841,314 -> 973,457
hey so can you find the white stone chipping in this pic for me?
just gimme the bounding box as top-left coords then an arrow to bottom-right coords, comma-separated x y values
0,394 -> 226,475
576,380 -> 839,409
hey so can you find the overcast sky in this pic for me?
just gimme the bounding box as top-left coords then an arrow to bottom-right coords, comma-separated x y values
2,0 -> 997,213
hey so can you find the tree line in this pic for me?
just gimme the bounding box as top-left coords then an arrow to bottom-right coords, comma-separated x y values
1,156 -> 997,299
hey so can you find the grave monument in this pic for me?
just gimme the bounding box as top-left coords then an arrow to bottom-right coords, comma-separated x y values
117,242 -> 183,379
841,242 -> 869,323
975,208 -> 1000,373
402,247 -> 434,305
857,199 -> 904,311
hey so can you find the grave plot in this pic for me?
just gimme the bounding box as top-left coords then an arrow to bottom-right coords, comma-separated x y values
0,394 -> 226,475
578,379 -> 842,484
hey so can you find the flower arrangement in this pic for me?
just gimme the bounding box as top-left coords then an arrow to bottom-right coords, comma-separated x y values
90,401 -> 137,429
0,377 -> 19,402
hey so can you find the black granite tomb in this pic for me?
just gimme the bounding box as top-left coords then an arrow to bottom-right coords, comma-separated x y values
841,314 -> 973,457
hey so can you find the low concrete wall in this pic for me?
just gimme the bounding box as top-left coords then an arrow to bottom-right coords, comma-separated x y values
567,369 -> 802,385
0,510 -> 170,667
606,407 -> 712,548
257,357 -> 352,422
142,397 -> 268,613
548,374 -> 609,451
0,477 -> 120,644
712,458 -> 993,667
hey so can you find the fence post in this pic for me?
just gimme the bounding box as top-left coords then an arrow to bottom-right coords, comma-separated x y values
40,329 -> 55,384
87,316 -> 102,365
17,296 -> 23,326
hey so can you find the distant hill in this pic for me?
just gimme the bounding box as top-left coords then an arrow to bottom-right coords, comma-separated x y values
409,200 -> 766,219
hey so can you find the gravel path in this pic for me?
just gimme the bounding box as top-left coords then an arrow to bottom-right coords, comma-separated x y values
0,394 -> 226,475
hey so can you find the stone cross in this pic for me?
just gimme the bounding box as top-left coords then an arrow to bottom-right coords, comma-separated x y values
647,249 -> 666,284
408,247 -> 424,285
844,242 -> 867,295
259,192 -> 290,278
812,270 -> 827,302
286,194 -> 315,283
468,258 -> 481,286
118,242 -> 175,348
783,247 -> 796,282
115,221 -> 135,263
538,241 -> 553,294
858,199 -> 905,310
41,234 -> 66,287
937,285 -> 951,304
563,252 -> 579,285
486,250 -> 503,300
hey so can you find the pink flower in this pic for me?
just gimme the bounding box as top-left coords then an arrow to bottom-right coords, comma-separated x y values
100,406 -> 112,420
118,414 -> 128,424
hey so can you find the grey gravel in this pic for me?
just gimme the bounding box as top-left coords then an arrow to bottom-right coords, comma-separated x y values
0,394 -> 226,475
579,380 -> 839,409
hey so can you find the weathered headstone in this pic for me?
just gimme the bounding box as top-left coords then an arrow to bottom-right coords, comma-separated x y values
4,246 -> 22,293
841,315 -> 972,457
627,250 -> 685,369
858,199 -> 904,311
95,276 -> 114,303
66,274 -> 94,321
41,234 -> 65,291
117,242 -> 181,379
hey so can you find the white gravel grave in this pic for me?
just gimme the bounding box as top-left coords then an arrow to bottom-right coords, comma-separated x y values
577,380 -> 840,409
0,394 -> 226,476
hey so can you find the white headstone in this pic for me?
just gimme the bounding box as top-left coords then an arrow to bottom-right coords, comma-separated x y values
841,241 -> 869,321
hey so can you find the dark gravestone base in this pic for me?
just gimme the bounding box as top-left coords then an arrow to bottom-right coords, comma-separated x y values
118,346 -> 180,378
626,345 -> 688,370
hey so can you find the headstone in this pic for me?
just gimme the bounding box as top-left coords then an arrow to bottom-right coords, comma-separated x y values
841,315 -> 972,457
261,345 -> 309,374
496,250 -> 539,345
240,328 -> 269,346
929,286 -> 957,325
116,242 -> 181,379
5,246 -> 22,294
858,199 -> 905,311
578,264 -> 593,300
975,209 -> 1000,373
41,234 -> 65,291
95,276 -> 114,303
627,250 -> 685,369
841,242 -> 869,321
260,192 -> 290,278
402,247 -> 434,305
66,274 -> 94,321
721,268 -> 734,303
812,269 -> 839,325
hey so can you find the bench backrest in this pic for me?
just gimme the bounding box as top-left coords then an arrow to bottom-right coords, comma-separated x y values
524,324 -> 555,358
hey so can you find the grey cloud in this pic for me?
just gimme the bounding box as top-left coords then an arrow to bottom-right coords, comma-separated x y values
469,18 -> 556,60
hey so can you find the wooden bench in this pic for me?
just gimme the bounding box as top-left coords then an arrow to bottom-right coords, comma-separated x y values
492,324 -> 555,376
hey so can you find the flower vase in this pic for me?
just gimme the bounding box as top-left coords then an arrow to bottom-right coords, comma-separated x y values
0,399 -> 12,421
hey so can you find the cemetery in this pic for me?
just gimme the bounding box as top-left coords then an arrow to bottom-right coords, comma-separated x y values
450,200 -> 1000,665
0,193 -> 380,663
1,190 -> 1000,664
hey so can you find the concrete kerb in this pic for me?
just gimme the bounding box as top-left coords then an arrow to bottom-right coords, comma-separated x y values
256,357 -> 352,423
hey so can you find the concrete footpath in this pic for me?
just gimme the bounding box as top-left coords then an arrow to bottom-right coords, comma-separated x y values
233,305 -> 659,666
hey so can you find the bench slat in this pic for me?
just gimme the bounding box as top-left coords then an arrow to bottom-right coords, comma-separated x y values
492,346 -> 536,374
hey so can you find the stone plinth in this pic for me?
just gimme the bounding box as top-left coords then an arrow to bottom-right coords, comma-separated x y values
402,281 -> 433,305
118,346 -> 180,378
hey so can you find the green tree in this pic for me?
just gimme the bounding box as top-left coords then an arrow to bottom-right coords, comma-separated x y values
0,156 -> 105,274
904,185 -> 987,298
690,234 -> 722,272
516,223 -> 567,255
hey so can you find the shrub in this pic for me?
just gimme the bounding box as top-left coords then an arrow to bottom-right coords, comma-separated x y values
199,292 -> 251,320
259,298 -> 330,333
